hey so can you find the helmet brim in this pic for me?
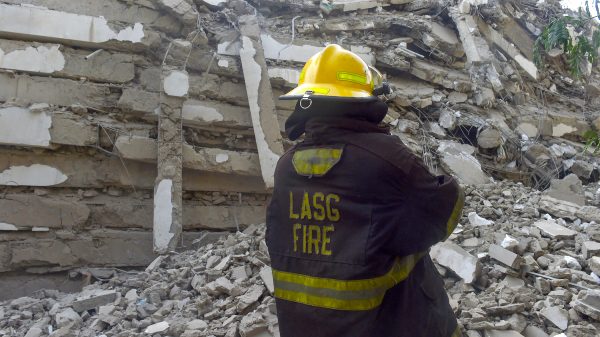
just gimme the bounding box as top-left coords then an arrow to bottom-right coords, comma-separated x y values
279,83 -> 376,102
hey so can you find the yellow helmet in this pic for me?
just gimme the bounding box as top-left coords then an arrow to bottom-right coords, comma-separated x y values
280,44 -> 388,102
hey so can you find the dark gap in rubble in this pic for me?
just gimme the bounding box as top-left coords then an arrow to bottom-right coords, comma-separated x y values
183,127 -> 259,152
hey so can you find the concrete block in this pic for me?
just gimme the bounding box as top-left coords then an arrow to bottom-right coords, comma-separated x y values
0,194 -> 90,229
430,241 -> 481,283
0,4 -> 157,51
449,9 -> 493,65
260,266 -> 274,294
489,244 -> 522,269
583,241 -> 600,259
533,220 -> 577,239
72,290 -> 118,312
50,112 -> 98,147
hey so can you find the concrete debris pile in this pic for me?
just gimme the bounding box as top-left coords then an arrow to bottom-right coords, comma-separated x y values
0,224 -> 279,337
431,177 -> 600,337
0,0 -> 600,334
3,177 -> 600,336
0,0 -> 598,276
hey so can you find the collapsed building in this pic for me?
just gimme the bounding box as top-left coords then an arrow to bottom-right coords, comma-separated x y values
1,0 -> 600,336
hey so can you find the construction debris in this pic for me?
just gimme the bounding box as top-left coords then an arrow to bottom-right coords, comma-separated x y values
0,0 -> 600,336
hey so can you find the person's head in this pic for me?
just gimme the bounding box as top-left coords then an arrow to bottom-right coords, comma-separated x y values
280,44 -> 391,140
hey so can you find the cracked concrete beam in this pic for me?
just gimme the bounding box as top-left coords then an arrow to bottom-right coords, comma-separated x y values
0,195 -> 90,230
475,18 -> 538,80
410,59 -> 472,92
113,135 -> 261,176
1,0 -> 184,35
0,4 -> 159,52
83,197 -> 265,231
0,39 -> 135,83
0,150 -> 267,193
0,72 -> 119,111
239,15 -> 285,189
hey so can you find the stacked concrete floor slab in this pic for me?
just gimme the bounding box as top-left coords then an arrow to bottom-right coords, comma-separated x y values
0,0 -> 285,274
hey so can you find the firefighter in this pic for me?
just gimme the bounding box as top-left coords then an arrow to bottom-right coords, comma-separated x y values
266,44 -> 464,337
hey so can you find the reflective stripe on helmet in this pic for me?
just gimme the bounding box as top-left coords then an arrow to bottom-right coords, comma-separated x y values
272,253 -> 425,311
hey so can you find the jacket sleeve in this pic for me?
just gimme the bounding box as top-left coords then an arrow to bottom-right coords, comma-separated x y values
384,156 -> 464,256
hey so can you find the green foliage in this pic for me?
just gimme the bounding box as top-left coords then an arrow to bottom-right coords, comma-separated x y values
584,129 -> 600,155
533,0 -> 600,78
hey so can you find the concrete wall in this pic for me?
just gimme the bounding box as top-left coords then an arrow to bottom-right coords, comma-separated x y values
0,2 -> 276,273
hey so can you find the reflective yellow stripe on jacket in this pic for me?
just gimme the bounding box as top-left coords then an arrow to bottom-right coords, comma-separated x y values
272,253 -> 425,311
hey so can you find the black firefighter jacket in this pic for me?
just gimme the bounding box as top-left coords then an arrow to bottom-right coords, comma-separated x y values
266,117 -> 465,337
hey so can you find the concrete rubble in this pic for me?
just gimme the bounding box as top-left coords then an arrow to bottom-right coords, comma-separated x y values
0,0 -> 600,336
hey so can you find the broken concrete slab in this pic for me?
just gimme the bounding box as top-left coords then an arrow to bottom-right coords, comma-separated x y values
540,306 -> 568,330
410,59 -> 472,91
0,4 -> 158,51
573,291 -> 600,320
538,195 -> 581,221
449,9 -> 493,65
476,18 -> 538,79
533,220 -> 577,240
430,241 -> 481,283
2,0 -> 183,35
437,141 -> 489,185
0,39 -> 135,83
544,174 -> 586,206
489,244 -> 522,269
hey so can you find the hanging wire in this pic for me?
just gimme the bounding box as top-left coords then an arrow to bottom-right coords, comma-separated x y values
277,16 -> 302,60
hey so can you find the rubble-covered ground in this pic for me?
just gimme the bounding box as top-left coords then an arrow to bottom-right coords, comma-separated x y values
2,176 -> 600,337
2,0 -> 600,336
